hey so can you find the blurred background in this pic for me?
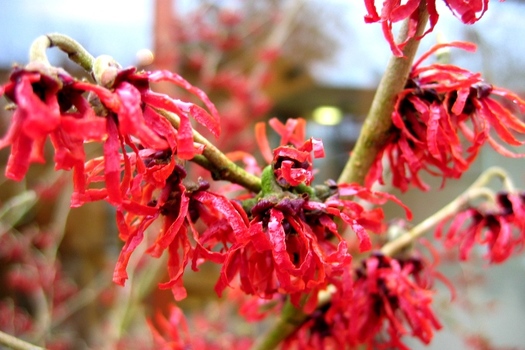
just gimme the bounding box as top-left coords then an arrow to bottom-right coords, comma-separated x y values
1,0 -> 525,348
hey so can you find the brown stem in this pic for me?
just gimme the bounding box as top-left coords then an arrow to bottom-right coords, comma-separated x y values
337,2 -> 429,185
157,108 -> 262,193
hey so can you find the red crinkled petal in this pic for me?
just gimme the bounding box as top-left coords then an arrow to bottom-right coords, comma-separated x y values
147,192 -> 189,258
103,117 -> 124,204
479,100 -> 524,147
390,0 -> 420,22
192,191 -> 248,234
116,82 -> 168,149
215,248 -> 242,297
112,215 -> 156,285
143,106 -> 178,150
146,70 -> 221,137
59,116 -> 107,141
15,75 -> 60,138
176,108 -> 196,159
413,42 -> 477,70
268,118 -> 306,147
73,81 -> 121,111
273,146 -> 309,163
255,122 -> 273,165
188,104 -> 220,138
488,218 -> 513,263
363,0 -> 380,22
5,125 -> 33,181
444,0 -> 488,24
267,209 -> 296,272
311,138 -> 325,158
339,212 -> 372,252
280,160 -> 312,186
157,225 -> 192,301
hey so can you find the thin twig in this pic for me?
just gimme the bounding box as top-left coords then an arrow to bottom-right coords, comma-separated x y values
380,187 -> 495,257
380,166 -> 512,256
0,331 -> 45,350
29,33 -> 95,72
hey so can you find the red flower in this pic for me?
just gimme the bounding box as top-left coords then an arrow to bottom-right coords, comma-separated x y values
113,164 -> 247,300
367,42 -> 525,191
349,254 -> 442,349
215,194 -> 352,309
282,254 -> 442,349
364,0 -> 488,56
0,65 -> 103,183
256,118 -> 324,188
216,179 -> 410,310
436,191 -> 525,263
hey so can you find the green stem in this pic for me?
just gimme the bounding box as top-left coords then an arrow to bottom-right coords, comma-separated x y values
251,300 -> 307,350
29,33 -> 95,72
337,2 -> 429,185
157,108 -> 262,193
380,166 -> 512,256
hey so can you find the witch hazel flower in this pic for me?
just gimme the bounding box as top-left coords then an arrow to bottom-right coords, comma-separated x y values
113,164 -> 248,300
282,253 -> 442,350
349,253 -> 442,349
256,118 -> 324,188
436,191 -> 525,263
215,176 -> 353,310
367,42 -> 525,191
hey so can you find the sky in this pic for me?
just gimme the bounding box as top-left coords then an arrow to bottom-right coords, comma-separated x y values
1,0 -> 525,90
310,0 -> 525,90
0,0 -> 152,68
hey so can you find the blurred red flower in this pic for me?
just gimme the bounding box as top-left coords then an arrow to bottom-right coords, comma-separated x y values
364,0 -> 489,56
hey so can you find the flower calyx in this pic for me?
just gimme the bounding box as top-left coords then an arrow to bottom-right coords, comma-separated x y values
93,54 -> 122,88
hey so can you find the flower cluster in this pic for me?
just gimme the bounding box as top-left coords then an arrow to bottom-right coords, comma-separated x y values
365,0 -> 489,56
0,57 -> 411,312
436,191 -> 525,263
367,42 -> 525,191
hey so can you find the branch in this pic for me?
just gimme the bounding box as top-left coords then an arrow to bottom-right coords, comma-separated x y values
157,108 -> 262,193
0,331 -> 45,350
337,2 -> 429,185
